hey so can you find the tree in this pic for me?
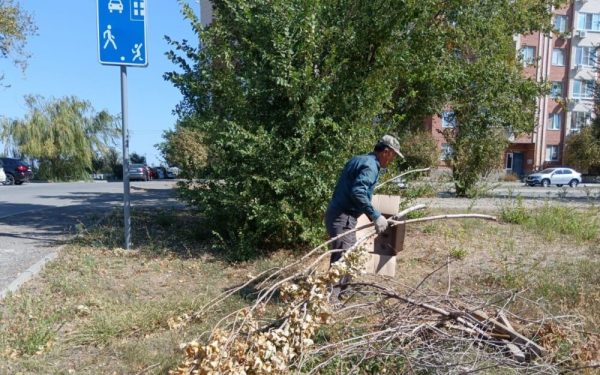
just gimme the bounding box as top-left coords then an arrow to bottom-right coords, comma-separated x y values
441,1 -> 553,196
0,95 -> 120,181
166,0 -> 419,257
398,130 -> 439,171
0,0 -> 37,84
129,152 -> 146,164
381,0 -> 559,196
157,124 -> 207,178
92,146 -> 121,174
569,74 -> 600,173
564,128 -> 600,173
165,0 -> 563,256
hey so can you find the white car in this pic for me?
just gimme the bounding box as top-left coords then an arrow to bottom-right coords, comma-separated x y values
108,0 -> 123,13
0,166 -> 5,184
525,167 -> 582,187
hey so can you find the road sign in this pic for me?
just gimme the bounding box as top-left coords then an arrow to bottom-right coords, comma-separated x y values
97,0 -> 148,66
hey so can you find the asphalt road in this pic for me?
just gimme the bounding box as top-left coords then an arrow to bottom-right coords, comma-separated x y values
419,181 -> 600,210
0,180 -> 179,298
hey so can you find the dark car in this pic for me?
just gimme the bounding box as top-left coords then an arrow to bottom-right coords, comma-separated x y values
0,157 -> 34,185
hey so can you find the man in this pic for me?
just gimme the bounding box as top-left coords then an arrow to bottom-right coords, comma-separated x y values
325,135 -> 403,266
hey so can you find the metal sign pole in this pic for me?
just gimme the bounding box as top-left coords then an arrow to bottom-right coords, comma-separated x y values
121,65 -> 131,250
97,0 -> 147,250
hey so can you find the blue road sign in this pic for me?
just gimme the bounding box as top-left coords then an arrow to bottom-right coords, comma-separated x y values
97,0 -> 148,66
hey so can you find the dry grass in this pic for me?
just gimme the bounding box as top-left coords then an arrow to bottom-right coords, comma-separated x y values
0,208 -> 289,374
0,202 -> 598,374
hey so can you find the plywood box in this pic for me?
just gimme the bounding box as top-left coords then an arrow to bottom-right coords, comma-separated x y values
372,194 -> 402,215
356,195 -> 406,277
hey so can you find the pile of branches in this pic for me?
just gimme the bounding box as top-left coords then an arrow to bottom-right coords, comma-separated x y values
168,205 -> 592,374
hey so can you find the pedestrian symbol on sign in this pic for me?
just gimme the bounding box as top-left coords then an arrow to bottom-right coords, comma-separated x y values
103,25 -> 117,49
132,43 -> 143,62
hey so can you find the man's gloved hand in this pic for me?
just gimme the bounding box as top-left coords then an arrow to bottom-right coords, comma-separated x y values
374,215 -> 388,234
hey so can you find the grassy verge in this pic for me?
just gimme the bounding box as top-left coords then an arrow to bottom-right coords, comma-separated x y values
0,208 -> 286,374
1,201 -> 598,373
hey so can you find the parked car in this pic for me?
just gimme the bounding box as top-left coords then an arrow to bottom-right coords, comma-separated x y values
153,166 -> 167,179
525,167 -> 581,187
0,157 -> 34,185
0,160 -> 6,184
166,166 -> 180,179
128,163 -> 150,181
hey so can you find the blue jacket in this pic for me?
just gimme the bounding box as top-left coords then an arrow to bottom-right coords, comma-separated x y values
328,153 -> 381,220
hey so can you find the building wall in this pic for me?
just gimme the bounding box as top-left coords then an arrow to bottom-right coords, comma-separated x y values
200,0 -> 213,26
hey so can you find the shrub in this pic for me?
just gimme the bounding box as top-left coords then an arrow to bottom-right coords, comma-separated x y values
499,195 -> 530,224
501,173 -> 520,182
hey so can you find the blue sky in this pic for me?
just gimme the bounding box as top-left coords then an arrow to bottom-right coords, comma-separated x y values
0,0 -> 199,166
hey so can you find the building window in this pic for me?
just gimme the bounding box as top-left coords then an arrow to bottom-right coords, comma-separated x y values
575,47 -> 597,67
545,145 -> 559,162
552,48 -> 565,66
554,15 -> 568,33
440,144 -> 454,160
572,111 -> 592,131
551,81 -> 563,98
577,13 -> 600,31
505,153 -> 513,170
520,46 -> 536,65
573,79 -> 594,99
548,113 -> 561,130
441,111 -> 457,128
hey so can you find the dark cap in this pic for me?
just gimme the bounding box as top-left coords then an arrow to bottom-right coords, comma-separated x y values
378,135 -> 404,158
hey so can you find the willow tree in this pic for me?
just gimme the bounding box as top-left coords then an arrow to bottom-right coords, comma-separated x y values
1,95 -> 120,181
0,0 -> 37,84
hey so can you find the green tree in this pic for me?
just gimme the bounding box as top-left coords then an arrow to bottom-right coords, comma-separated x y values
165,0 -> 563,256
0,0 -> 37,84
166,0 -> 419,257
129,152 -> 146,164
383,0 -> 559,196
443,1 -> 552,196
564,128 -> 600,173
398,130 -> 439,171
0,95 -> 120,181
157,125 -> 207,178
92,146 -> 120,174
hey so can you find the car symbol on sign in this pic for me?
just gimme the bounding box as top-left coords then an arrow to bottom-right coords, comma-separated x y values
108,0 -> 123,13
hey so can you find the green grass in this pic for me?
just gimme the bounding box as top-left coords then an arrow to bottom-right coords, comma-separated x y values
528,205 -> 599,242
500,199 -> 599,243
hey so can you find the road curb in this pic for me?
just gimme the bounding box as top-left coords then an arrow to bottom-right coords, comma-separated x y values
0,248 -> 60,301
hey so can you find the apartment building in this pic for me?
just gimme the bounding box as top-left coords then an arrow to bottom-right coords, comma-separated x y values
428,1 -> 599,176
